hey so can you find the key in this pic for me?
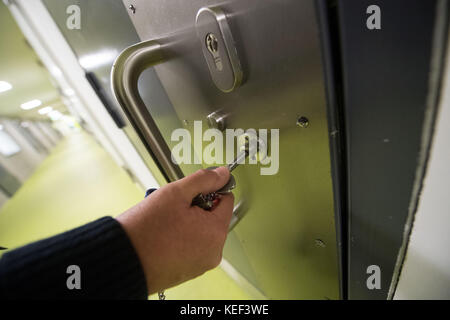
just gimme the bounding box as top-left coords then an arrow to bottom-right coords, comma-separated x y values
191,138 -> 255,210
227,138 -> 254,172
190,163 -> 238,210
143,144 -> 252,296
206,33 -> 223,71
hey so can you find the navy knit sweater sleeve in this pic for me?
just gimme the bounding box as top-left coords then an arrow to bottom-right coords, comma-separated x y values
0,217 -> 148,299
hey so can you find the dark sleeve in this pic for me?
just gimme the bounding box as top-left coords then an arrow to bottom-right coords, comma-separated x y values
0,217 -> 148,300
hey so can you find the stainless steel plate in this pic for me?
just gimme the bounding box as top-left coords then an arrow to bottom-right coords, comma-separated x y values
121,0 -> 340,299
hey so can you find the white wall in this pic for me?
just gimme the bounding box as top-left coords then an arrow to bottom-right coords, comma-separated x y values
35,122 -> 60,146
0,120 -> 44,182
394,31 -> 450,299
27,122 -> 54,151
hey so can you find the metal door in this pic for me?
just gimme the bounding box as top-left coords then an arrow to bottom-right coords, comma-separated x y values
115,0 -> 340,299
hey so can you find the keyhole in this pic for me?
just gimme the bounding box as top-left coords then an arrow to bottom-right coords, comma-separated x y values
206,33 -> 219,54
205,33 -> 223,71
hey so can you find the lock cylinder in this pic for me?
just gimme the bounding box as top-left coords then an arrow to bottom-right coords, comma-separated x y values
196,6 -> 243,92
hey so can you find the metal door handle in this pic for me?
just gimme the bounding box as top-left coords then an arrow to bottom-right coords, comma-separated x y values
111,40 -> 184,182
111,39 -> 247,225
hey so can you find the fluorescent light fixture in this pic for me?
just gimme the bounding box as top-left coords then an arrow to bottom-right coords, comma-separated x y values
79,50 -> 118,69
38,106 -> 53,115
48,110 -> 63,121
20,99 -> 42,110
0,81 -> 12,93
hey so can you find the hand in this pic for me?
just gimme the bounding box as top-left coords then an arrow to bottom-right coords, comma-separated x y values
116,166 -> 234,294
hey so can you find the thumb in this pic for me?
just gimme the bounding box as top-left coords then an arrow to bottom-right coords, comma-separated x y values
176,167 -> 230,202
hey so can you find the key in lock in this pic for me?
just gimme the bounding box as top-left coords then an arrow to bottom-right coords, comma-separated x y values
205,33 -> 223,71
191,134 -> 266,210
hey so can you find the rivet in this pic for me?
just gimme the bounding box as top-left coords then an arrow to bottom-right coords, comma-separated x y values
315,239 -> 326,248
296,116 -> 309,128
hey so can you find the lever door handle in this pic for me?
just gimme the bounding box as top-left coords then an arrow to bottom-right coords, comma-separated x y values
111,40 -> 246,227
111,40 -> 184,182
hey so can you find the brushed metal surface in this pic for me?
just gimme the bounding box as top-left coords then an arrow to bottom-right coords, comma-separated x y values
111,40 -> 184,182
122,0 -> 339,299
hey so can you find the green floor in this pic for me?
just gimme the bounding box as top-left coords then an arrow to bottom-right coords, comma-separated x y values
0,131 -> 250,299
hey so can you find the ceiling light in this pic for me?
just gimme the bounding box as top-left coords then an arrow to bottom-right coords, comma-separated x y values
48,110 -> 63,121
21,99 -> 42,110
38,106 -> 53,115
0,81 -> 12,93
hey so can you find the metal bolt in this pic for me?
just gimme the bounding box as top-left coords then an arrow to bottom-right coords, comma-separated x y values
296,116 -> 309,128
128,4 -> 136,14
206,111 -> 226,131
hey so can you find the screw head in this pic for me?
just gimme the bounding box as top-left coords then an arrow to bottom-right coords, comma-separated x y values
128,4 -> 136,14
315,239 -> 326,248
296,116 -> 309,128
